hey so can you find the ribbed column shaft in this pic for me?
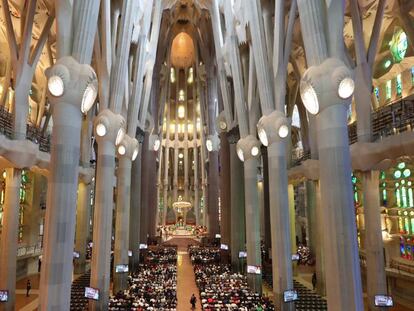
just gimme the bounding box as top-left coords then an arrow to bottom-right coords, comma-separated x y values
246,0 -> 274,114
129,144 -> 142,271
140,134 -> 150,243
267,140 -> 294,311
229,142 -> 246,272
109,0 -> 135,114
113,157 -> 132,294
219,132 -> 231,247
39,103 -> 82,310
362,171 -> 387,311
244,158 -> 262,293
72,0 -> 100,64
74,181 -> 91,275
296,0 -> 328,66
89,140 -> 116,310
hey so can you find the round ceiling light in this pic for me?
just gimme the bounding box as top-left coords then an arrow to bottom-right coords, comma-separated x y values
48,76 -> 64,97
96,123 -> 107,137
118,145 -> 126,155
338,77 -> 355,99
278,125 -> 289,138
81,84 -> 97,114
115,128 -> 125,146
258,128 -> 268,147
300,82 -> 319,115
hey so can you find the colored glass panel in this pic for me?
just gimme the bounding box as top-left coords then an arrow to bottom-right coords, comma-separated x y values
401,243 -> 406,256
402,187 -> 408,207
390,28 -> 408,62
396,74 -> 402,96
409,188 -> 414,207
405,217 -> 410,233
396,189 -> 401,207
386,80 -> 392,100
399,217 -> 404,233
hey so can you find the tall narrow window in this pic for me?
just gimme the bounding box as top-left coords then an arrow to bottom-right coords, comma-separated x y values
374,87 -> 380,102
386,80 -> 392,100
396,74 -> 402,96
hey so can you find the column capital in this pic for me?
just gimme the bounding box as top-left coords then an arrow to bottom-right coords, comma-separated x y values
93,109 -> 126,146
46,56 -> 98,114
116,134 -> 139,161
236,135 -> 261,162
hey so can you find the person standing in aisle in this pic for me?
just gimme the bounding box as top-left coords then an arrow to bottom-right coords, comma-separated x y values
190,293 -> 197,309
26,280 -> 31,297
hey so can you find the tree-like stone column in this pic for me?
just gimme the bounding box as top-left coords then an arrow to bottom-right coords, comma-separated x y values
237,135 -> 262,293
113,135 -> 138,294
90,109 -> 126,310
228,130 -> 246,273
39,57 -> 97,310
298,1 -> 364,308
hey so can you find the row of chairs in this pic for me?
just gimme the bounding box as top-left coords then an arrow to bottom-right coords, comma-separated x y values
262,268 -> 328,310
293,280 -> 327,311
70,271 -> 91,311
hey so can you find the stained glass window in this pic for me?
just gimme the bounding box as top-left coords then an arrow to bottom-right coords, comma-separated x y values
390,28 -> 408,62
386,80 -> 392,100
396,74 -> 402,97
374,87 -> 380,102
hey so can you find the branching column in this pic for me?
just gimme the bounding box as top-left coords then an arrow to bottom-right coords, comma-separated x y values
298,1 -> 364,309
129,133 -> 144,271
40,57 -> 97,310
113,136 -> 138,294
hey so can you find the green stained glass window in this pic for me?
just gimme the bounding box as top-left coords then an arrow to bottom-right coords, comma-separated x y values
396,189 -> 401,207
396,74 -> 402,96
402,186 -> 408,207
399,217 -> 404,232
403,169 -> 411,178
354,192 -> 359,203
380,171 -> 386,179
398,162 -> 406,169
405,217 -> 410,233
382,189 -> 387,201
411,218 -> 414,233
386,80 -> 392,100
409,188 -> 414,207
390,28 -> 408,62
394,170 -> 402,178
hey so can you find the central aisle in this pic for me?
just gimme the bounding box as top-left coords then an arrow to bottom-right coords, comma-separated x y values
167,238 -> 201,311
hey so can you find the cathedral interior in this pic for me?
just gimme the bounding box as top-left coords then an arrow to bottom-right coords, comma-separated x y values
0,0 -> 413,310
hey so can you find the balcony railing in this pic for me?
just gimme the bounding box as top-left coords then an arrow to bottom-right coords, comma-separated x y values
291,149 -> 311,167
17,242 -> 42,258
293,99 -> 414,167
0,106 -> 51,153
